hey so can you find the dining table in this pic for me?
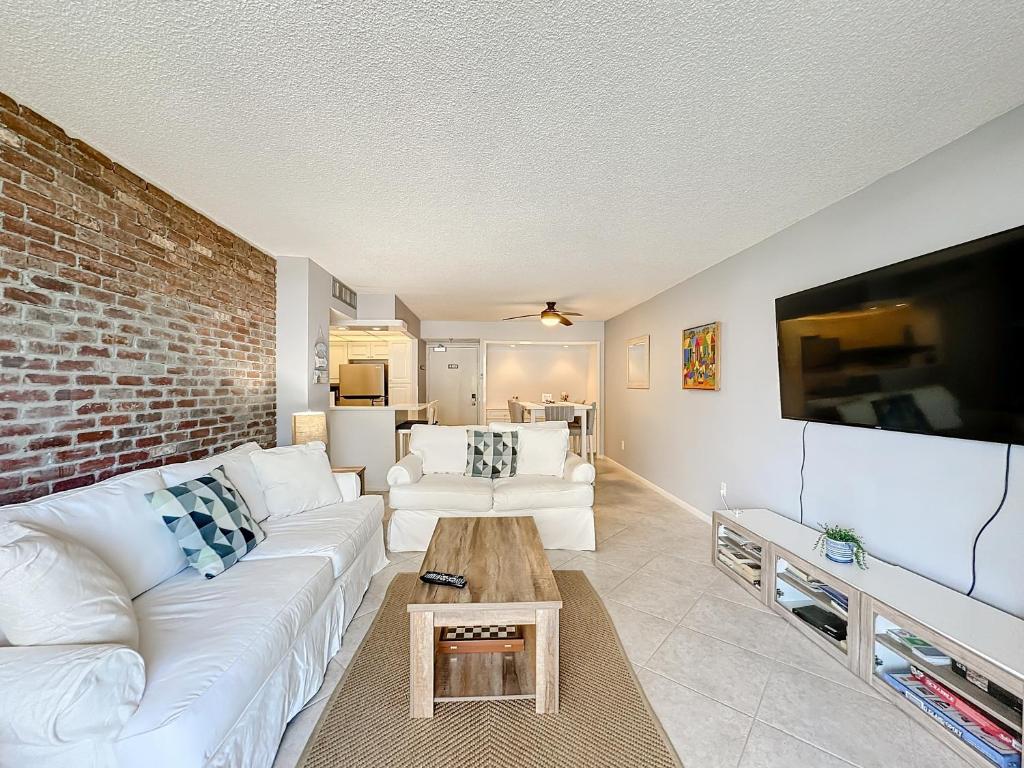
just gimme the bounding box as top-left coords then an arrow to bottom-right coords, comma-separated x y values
517,401 -> 596,463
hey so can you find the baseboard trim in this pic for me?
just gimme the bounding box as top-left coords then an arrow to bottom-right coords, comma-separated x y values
600,457 -> 711,524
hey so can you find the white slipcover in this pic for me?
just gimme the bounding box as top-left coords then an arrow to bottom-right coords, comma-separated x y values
0,521 -> 138,647
492,476 -> 594,511
0,644 -> 145,754
389,474 -> 494,512
387,424 -> 597,551
251,442 -> 342,518
159,442 -> 270,523
0,444 -> 389,768
0,468 -> 185,599
245,495 -> 385,578
114,556 -> 334,767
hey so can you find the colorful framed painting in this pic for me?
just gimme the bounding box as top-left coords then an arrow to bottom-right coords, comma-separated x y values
681,322 -> 720,390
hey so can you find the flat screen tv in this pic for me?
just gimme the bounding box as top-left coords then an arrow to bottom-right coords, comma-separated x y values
775,225 -> 1024,446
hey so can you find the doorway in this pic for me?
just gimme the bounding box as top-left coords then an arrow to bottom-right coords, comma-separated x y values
426,344 -> 480,425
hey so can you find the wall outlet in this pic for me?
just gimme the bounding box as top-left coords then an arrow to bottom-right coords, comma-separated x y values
720,481 -> 727,497
620,440 -> 626,451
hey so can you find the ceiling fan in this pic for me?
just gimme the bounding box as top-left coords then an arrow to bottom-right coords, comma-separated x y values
502,301 -> 582,327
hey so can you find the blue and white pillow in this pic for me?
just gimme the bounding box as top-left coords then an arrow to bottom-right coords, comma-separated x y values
146,466 -> 265,579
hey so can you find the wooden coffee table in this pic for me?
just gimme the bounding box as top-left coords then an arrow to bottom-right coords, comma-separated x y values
407,516 -> 562,718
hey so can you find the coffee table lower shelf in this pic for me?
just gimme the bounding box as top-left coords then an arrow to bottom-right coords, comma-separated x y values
434,625 -> 536,702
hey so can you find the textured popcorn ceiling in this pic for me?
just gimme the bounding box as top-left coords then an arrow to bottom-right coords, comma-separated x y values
2,2 -> 1023,321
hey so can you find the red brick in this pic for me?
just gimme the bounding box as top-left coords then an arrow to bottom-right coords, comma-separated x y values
0,455 -> 43,472
30,275 -> 74,293
27,435 -> 72,450
76,430 -> 113,443
55,388 -> 95,401
53,475 -> 94,493
25,373 -> 70,385
0,389 -> 49,402
2,180 -> 56,214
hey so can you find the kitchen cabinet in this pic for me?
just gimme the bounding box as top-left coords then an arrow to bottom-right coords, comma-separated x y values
328,342 -> 347,383
370,341 -> 389,359
347,341 -> 370,359
388,340 -> 412,382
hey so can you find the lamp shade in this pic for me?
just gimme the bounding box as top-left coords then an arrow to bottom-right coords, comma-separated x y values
292,411 -> 328,448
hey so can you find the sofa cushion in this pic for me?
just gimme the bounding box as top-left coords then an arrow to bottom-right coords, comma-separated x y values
159,442 -> 270,523
389,474 -> 494,512
0,644 -> 145,747
516,427 -> 569,476
115,556 -> 335,766
0,468 -> 185,599
0,522 -> 138,648
251,442 -> 342,518
243,495 -> 386,578
492,475 -> 594,511
410,425 -> 472,474
465,430 -> 518,479
146,468 -> 265,580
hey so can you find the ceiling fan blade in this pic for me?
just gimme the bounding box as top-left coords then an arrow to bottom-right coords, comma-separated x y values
502,314 -> 540,321
558,315 -> 573,326
560,312 -> 583,316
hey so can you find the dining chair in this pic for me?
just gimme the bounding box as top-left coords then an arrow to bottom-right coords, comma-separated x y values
508,399 -> 525,423
569,402 -> 597,460
544,404 -> 575,447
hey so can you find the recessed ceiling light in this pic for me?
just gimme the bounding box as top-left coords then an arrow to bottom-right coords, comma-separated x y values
520,341 -> 532,345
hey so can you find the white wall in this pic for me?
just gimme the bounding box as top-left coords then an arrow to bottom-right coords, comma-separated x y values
276,257 -> 356,445
421,320 -> 605,344
604,104 -> 1024,617
486,344 -> 592,405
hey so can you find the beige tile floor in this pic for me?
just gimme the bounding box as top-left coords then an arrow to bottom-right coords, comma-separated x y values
274,460 -> 968,768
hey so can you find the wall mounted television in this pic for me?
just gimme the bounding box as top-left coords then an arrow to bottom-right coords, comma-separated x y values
775,225 -> 1024,446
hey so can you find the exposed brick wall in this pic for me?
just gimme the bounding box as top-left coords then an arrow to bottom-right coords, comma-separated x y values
0,91 -> 276,504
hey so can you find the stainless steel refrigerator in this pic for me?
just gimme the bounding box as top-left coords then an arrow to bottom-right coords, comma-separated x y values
337,361 -> 388,406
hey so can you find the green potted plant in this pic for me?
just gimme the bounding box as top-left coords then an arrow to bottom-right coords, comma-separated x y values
813,523 -> 868,569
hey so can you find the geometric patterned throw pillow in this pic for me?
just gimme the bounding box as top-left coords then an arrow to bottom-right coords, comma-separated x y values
465,429 -> 518,479
146,466 -> 265,579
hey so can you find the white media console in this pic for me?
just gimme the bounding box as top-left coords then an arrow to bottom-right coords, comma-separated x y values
712,508 -> 1024,768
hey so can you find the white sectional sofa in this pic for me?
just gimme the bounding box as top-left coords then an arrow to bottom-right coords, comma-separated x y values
0,441 -> 388,768
386,424 -> 596,551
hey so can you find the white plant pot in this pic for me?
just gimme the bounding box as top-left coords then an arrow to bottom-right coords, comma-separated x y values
824,537 -> 855,564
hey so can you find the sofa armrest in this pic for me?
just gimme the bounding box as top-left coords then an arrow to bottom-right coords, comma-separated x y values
562,452 -> 596,484
0,644 -> 145,745
387,453 -> 423,487
332,472 -> 361,502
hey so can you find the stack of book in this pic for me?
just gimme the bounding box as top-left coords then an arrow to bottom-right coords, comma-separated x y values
716,544 -> 761,586
952,660 -> 1024,718
882,671 -> 1021,768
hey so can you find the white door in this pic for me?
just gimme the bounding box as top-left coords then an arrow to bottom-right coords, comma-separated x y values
427,346 -> 479,425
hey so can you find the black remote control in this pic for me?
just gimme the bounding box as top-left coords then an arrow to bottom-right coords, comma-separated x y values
420,571 -> 467,589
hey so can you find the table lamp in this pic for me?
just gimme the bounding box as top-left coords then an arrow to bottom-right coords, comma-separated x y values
292,411 -> 329,449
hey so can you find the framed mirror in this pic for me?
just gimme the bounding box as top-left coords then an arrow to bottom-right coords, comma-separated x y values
626,335 -> 650,389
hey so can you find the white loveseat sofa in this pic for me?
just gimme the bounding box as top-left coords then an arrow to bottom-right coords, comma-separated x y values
386,424 -> 596,551
0,441 -> 388,768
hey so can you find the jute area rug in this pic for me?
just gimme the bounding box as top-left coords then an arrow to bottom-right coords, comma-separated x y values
298,570 -> 682,768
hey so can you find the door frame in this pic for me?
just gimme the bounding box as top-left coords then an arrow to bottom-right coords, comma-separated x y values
480,339 -> 603,456
424,340 -> 482,425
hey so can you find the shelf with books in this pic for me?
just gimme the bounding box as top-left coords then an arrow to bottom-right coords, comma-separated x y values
711,512 -> 770,604
771,549 -> 858,668
866,600 -> 1023,768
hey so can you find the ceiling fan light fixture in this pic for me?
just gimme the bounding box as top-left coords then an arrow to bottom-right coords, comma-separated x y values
540,312 -> 561,326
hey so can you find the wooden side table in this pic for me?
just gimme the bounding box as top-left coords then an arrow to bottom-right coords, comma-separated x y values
331,465 -> 366,494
